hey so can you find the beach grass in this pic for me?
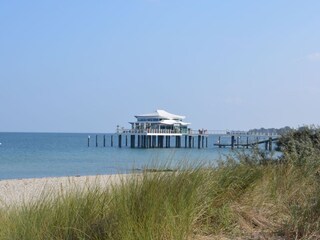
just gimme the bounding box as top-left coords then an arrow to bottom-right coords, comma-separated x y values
1,127 -> 320,239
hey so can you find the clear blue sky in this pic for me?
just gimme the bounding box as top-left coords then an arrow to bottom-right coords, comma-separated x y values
1,1 -> 319,133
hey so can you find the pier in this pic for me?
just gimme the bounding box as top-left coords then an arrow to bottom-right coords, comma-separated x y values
115,129 -> 209,149
87,110 -> 279,150
88,131 -> 279,151
214,136 -> 279,150
116,109 -> 211,149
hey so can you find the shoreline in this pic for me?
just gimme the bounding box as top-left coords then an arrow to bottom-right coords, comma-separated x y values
0,173 -> 134,208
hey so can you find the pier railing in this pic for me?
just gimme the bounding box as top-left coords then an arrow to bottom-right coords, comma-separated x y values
119,129 -> 186,134
117,128 -> 280,137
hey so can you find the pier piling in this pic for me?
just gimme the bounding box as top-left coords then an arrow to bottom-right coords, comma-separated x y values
152,136 -> 156,148
138,135 -> 141,148
144,135 -> 147,148
96,135 -> 98,147
269,137 -> 272,151
175,136 -> 181,148
130,135 -> 135,148
231,136 -> 235,149
118,134 -> 122,148
158,136 -> 163,148
148,136 -> 152,148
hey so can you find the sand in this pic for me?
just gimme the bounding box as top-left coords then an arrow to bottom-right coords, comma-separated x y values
0,174 -> 134,208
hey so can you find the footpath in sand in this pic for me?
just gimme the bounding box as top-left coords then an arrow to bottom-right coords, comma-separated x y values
0,174 -> 134,208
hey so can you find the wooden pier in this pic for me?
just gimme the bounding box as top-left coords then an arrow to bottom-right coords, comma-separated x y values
87,110 -> 279,150
88,130 -> 279,151
214,136 -> 279,150
118,129 -> 209,149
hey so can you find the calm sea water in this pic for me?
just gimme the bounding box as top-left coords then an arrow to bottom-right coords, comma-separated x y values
0,132 -> 260,180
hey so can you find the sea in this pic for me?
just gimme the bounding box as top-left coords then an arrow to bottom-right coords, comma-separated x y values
0,132 -> 266,180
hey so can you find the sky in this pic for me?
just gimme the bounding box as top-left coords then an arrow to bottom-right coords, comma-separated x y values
0,0 -> 320,133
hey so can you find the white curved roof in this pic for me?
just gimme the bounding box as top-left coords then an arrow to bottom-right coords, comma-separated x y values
135,110 -> 186,120
161,120 -> 190,126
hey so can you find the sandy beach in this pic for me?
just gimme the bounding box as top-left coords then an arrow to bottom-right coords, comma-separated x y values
0,174 -> 134,208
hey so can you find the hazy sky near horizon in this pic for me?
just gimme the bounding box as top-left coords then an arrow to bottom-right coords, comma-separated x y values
1,1 -> 320,133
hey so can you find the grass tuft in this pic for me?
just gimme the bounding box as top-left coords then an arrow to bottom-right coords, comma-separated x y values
1,127 -> 320,239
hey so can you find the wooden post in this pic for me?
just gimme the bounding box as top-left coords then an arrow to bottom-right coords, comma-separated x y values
269,137 -> 272,151
143,135 -> 146,148
148,136 -> 152,148
189,136 -> 192,148
192,137 -> 195,148
153,136 -> 157,148
231,136 -> 235,149
198,135 -> 201,149
150,136 -> 152,148
218,136 -> 221,148
158,136 -> 163,148
87,135 -> 90,147
265,141 -> 268,150
111,135 -> 113,147
118,134 -> 122,148
103,135 -> 106,147
185,136 -> 187,148
130,135 -> 135,148
202,136 -> 204,148
125,135 -> 128,147
141,136 -> 144,148
146,136 -> 149,148
147,136 -> 151,148
246,136 -> 249,149
137,135 -> 140,148
96,135 -> 98,147
206,137 -> 208,148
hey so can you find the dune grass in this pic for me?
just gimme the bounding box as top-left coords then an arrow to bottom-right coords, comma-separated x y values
1,128 -> 320,239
